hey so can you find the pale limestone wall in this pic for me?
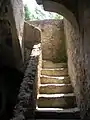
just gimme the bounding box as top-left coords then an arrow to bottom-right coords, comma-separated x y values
24,22 -> 41,69
29,19 -> 67,63
64,19 -> 81,109
24,21 -> 41,49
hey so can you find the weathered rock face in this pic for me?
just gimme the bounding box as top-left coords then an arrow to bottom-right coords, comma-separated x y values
35,0 -> 90,119
0,0 -> 24,71
24,22 -> 41,50
0,19 -> 14,67
29,19 -> 67,63
11,44 -> 42,120
0,0 -> 24,119
11,0 -> 24,63
64,18 -> 82,114
78,1 -> 90,119
64,1 -> 90,119
0,67 -> 23,120
24,22 -> 41,69
10,23 -> 42,120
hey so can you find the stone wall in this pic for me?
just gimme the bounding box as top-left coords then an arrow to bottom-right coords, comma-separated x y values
64,1 -> 90,119
24,21 -> 41,50
29,19 -> 67,63
78,1 -> 90,119
0,0 -> 24,119
23,22 -> 41,69
64,18 -> 81,110
11,43 -> 41,120
0,0 -> 24,71
35,0 -> 90,119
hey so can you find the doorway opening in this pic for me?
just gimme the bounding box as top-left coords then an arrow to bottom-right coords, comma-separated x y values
23,1 -> 79,118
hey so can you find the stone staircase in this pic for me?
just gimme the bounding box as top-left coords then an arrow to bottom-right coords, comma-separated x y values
35,60 -> 80,119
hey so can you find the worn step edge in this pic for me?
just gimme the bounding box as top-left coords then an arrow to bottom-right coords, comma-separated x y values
36,107 -> 80,113
42,60 -> 67,68
40,75 -> 70,84
42,68 -> 67,70
40,75 -> 69,79
37,93 -> 75,98
39,84 -> 72,87
41,68 -> 68,76
43,60 -> 67,63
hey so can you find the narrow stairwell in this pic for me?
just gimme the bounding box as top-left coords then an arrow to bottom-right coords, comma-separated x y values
35,60 -> 80,119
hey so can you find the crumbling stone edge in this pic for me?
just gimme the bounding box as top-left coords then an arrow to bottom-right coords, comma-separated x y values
11,43 -> 41,120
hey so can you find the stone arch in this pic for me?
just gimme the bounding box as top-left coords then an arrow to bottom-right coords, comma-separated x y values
40,0 -> 82,116
42,0 -> 79,30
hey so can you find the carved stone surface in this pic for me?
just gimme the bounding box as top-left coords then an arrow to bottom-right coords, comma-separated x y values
11,44 -> 41,120
35,0 -> 90,119
24,22 -> 41,70
0,0 -> 24,71
29,19 -> 67,63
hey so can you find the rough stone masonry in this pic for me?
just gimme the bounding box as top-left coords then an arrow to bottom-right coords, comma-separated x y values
29,19 -> 67,63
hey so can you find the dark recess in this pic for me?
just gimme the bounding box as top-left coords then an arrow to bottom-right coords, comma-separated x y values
0,66 -> 24,120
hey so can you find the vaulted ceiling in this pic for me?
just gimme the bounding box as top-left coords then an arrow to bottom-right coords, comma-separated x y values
36,0 -> 78,14
36,0 -> 79,27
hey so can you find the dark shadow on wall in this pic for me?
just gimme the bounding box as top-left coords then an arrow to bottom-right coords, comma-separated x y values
0,18 -> 24,120
0,66 -> 23,120
0,19 -> 15,68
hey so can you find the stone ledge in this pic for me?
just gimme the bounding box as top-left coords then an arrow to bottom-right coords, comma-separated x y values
11,43 -> 41,120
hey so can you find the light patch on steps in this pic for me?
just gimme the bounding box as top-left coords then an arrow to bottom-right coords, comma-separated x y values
31,43 -> 41,56
37,93 -> 75,98
40,75 -> 70,84
40,75 -> 65,79
39,84 -> 71,87
42,68 -> 65,70
41,68 -> 68,76
36,107 -> 80,113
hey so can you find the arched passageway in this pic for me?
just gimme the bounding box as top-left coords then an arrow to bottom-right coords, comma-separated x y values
36,0 -> 90,119
11,0 -> 90,119
0,0 -> 90,120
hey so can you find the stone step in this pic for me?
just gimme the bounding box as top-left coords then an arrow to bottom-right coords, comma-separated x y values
41,68 -> 68,76
37,93 -> 76,108
35,107 -> 80,119
39,84 -> 73,94
40,75 -> 70,84
42,60 -> 67,68
36,107 -> 80,113
35,116 -> 80,120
